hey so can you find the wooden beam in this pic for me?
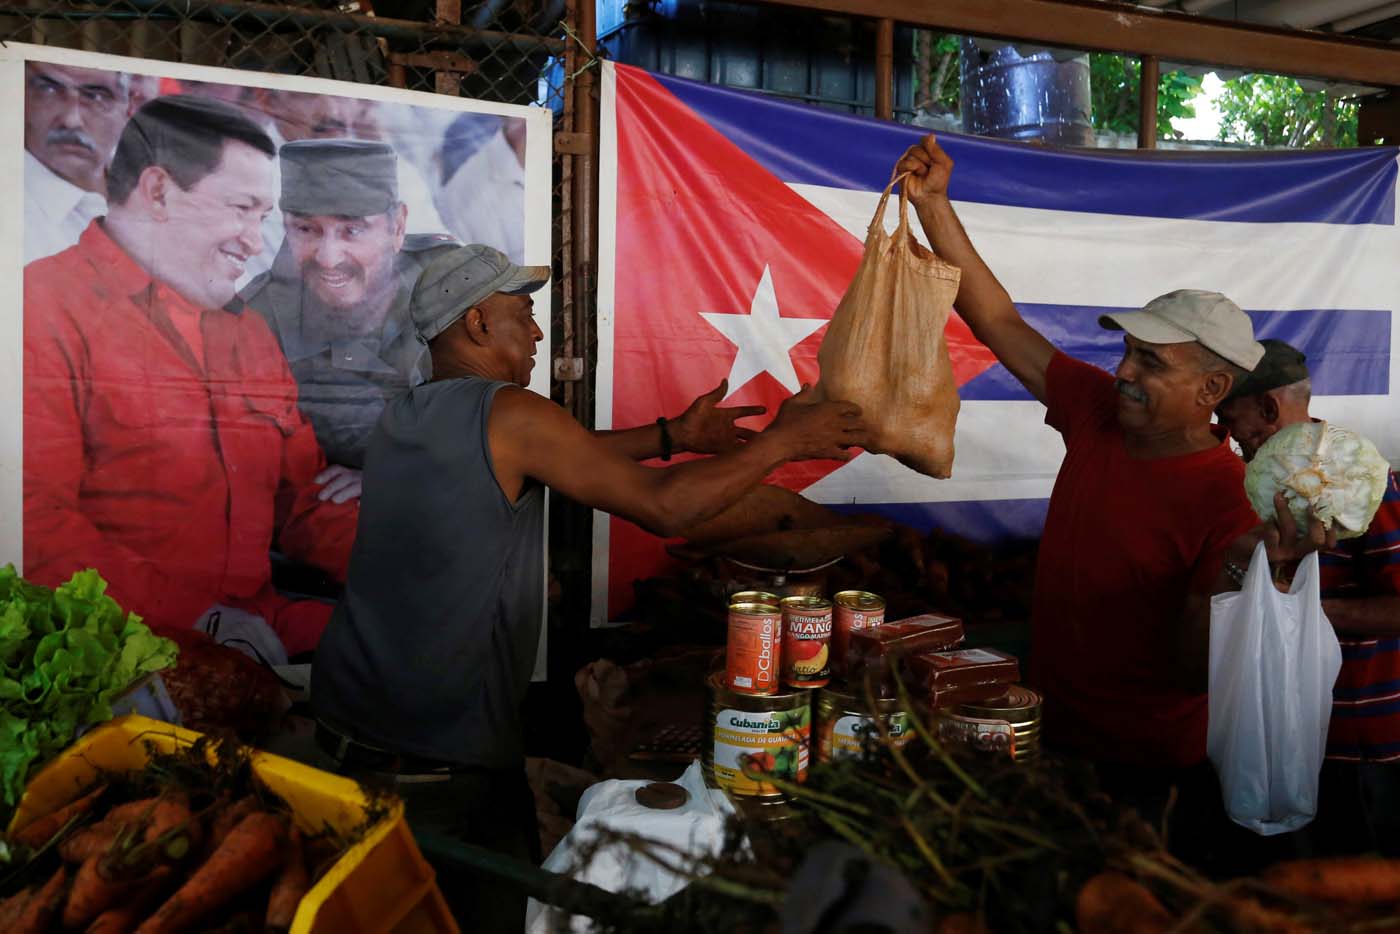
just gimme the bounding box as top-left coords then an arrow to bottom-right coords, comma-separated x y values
753,0 -> 1400,87
875,18 -> 895,119
1138,55 -> 1159,149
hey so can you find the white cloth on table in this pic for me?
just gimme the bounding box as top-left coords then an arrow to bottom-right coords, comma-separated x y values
525,760 -> 736,934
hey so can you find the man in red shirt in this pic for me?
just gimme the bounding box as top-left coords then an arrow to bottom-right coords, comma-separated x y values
1216,340 -> 1400,855
24,95 -> 359,657
896,137 -> 1333,842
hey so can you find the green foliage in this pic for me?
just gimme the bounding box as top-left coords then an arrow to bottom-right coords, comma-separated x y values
1089,54 -> 1201,138
0,566 -> 177,810
914,32 -> 962,114
1216,74 -> 1358,148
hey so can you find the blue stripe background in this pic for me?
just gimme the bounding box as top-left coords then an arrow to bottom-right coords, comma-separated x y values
959,306 -> 1391,400
653,71 -> 1399,226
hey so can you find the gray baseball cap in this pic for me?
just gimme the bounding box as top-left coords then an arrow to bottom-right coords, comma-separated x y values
411,244 -> 550,343
1098,289 -> 1266,371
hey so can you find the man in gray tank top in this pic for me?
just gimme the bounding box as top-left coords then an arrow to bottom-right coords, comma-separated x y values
312,243 -> 868,930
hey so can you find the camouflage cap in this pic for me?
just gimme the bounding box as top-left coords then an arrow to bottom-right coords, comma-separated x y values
279,138 -> 397,218
411,244 -> 550,343
1222,338 -> 1310,403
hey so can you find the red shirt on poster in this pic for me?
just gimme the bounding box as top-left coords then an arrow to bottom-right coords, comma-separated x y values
23,221 -> 358,655
1031,353 -> 1258,769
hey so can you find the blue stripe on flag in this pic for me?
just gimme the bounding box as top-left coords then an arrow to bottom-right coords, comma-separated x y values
959,306 -> 1391,401
651,71 -> 1399,226
826,498 -> 1049,544
1342,638 -> 1400,661
1333,697 -> 1400,718
1335,677 -> 1400,702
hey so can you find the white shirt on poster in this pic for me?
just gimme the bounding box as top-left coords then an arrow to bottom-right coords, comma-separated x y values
435,128 -> 526,264
24,151 -> 107,264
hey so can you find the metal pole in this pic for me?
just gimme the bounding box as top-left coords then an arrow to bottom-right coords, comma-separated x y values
435,0 -> 462,95
574,0 -> 599,431
1138,54 -> 1159,149
875,18 -> 894,120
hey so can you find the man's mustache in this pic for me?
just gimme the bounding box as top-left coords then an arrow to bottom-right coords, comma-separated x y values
1115,379 -> 1147,403
46,128 -> 95,153
302,261 -> 363,282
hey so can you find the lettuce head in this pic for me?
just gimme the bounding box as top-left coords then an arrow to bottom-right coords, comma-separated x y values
1244,421 -> 1390,540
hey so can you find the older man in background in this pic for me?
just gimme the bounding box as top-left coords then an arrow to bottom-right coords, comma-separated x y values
242,139 -> 458,495
1216,339 -> 1400,856
23,61 -> 130,263
24,95 -> 358,659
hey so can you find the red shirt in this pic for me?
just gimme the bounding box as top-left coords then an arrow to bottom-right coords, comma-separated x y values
1031,353 -> 1258,769
23,221 -> 358,655
1318,470 -> 1400,762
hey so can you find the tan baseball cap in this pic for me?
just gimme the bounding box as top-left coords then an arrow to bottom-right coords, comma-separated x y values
1098,289 -> 1265,371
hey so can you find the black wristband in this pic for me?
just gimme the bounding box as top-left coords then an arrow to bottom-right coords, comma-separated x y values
657,417 -> 674,462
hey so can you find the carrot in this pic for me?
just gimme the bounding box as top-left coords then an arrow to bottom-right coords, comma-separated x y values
1221,894 -> 1310,934
0,887 -> 34,931
937,912 -> 991,934
135,811 -> 287,934
85,871 -> 174,934
207,796 -> 259,849
103,797 -> 160,828
265,828 -> 308,931
11,865 -> 68,934
62,850 -> 164,930
12,782 -> 107,847
144,792 -> 200,862
60,822 -> 122,864
1265,857 -> 1400,905
1075,872 -> 1172,934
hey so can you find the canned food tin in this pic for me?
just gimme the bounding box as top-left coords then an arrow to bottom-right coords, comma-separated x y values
936,685 -> 1043,761
729,590 -> 780,607
725,602 -> 782,695
831,591 -> 885,677
814,684 -> 913,763
780,596 -> 833,688
702,672 -> 811,799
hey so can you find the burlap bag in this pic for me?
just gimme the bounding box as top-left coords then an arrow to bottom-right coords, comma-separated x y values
816,171 -> 962,478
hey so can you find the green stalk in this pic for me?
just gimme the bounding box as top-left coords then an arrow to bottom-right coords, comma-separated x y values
892,668 -> 988,800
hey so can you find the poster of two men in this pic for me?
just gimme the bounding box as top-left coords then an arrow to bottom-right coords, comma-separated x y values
3,43 -> 553,663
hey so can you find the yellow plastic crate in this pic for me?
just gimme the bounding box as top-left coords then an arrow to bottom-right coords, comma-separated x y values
7,714 -> 458,934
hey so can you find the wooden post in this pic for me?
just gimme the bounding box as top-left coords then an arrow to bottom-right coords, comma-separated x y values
435,0 -> 462,95
1138,54 -> 1159,149
875,18 -> 895,120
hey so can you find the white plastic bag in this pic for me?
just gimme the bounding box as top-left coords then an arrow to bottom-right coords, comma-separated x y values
1207,542 -> 1342,835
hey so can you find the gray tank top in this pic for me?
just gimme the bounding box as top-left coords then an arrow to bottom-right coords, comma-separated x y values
311,376 -> 544,768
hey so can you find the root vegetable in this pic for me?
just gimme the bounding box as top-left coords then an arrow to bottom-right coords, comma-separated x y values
62,853 -> 166,929
1075,872 -> 1171,934
12,865 -> 68,934
1264,858 -> 1400,905
104,797 -> 160,827
85,872 -> 173,934
60,823 -> 122,864
265,828 -> 309,931
135,811 -> 287,934
12,783 -> 107,847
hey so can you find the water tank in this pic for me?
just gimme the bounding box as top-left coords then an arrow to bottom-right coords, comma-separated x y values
959,39 -> 1093,146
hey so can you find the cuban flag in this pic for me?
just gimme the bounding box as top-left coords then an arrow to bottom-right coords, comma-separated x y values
592,60 -> 1400,624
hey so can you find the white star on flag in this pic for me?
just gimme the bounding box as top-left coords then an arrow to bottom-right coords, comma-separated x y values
701,265 -> 827,398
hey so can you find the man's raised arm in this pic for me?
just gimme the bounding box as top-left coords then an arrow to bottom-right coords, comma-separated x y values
897,135 -> 1057,404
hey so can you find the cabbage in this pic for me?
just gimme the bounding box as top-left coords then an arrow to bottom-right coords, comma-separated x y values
1244,421 -> 1390,540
